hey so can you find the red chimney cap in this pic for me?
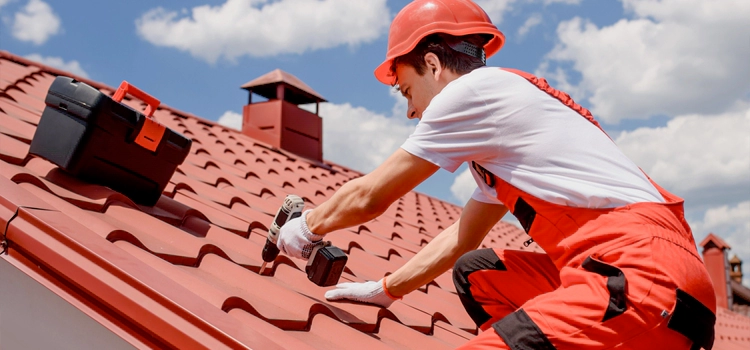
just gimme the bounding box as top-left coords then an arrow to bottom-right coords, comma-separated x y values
241,69 -> 326,104
699,233 -> 731,250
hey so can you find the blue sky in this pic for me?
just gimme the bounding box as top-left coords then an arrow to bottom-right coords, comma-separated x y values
1,0 -> 749,280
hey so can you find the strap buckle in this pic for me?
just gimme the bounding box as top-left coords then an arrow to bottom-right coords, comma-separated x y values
471,161 -> 495,187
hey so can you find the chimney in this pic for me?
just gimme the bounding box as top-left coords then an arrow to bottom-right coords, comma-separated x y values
700,233 -> 733,309
240,69 -> 326,161
730,255 -> 743,284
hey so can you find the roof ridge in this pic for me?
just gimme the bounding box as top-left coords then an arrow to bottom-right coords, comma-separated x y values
0,50 -> 466,211
0,50 -> 232,137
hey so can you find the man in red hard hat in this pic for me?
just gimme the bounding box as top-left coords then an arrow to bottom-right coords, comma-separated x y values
276,0 -> 717,348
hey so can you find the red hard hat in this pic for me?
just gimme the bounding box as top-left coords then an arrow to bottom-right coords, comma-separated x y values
374,0 -> 505,85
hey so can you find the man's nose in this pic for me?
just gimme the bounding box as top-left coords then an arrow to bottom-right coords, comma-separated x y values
407,104 -> 418,119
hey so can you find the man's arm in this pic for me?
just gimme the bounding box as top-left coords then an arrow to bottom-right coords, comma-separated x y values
306,148 -> 439,235
385,198 -> 508,296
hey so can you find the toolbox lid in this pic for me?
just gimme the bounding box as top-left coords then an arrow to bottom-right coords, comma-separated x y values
241,69 -> 327,105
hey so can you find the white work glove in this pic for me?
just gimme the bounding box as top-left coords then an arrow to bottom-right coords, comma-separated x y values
277,210 -> 325,260
324,278 -> 399,308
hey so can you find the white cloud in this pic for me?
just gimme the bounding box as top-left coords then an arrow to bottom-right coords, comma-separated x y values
316,91 -> 416,173
450,167 -> 475,203
615,104 -> 750,206
217,110 -> 242,131
24,54 -> 89,78
136,0 -> 390,64
539,0 -> 750,123
475,0 -> 517,25
0,0 -> 10,12
462,0 -> 581,27
517,13 -> 542,39
12,0 -> 60,45
691,201 -> 750,239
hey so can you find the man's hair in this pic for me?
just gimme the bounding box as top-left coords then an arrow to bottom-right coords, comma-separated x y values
391,33 -> 491,79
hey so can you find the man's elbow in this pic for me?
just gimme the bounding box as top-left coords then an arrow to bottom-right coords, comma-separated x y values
347,179 -> 388,219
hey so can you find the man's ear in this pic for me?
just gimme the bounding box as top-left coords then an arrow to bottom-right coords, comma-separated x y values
423,53 -> 442,81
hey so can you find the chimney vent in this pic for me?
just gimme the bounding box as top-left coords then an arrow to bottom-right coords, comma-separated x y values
730,255 -> 743,284
700,233 -> 733,309
241,69 -> 326,161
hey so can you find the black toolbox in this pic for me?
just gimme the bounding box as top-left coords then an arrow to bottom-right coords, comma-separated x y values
29,76 -> 192,206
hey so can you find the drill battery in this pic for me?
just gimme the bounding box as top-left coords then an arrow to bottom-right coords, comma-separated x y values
306,244 -> 348,287
29,77 -> 191,206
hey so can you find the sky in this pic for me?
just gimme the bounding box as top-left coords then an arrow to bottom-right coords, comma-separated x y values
0,0 -> 748,282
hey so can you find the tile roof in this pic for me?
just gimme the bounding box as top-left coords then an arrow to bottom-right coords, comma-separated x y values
0,50 -> 747,349
0,51 -> 530,349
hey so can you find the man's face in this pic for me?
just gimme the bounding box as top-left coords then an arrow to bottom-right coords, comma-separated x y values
395,63 -> 441,120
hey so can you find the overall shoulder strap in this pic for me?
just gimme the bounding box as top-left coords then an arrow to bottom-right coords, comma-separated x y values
500,68 -> 609,138
499,68 -> 686,206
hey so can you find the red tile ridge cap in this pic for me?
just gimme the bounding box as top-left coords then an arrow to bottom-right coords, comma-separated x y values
0,50 -> 236,135
730,279 -> 750,302
0,50 -> 468,212
318,158 -> 364,177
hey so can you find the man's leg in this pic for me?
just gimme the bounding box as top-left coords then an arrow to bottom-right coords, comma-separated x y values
458,235 -> 712,349
452,248 -> 561,331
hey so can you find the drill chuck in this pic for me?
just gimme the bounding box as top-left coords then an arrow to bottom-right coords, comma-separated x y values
260,195 -> 304,271
261,232 -> 281,263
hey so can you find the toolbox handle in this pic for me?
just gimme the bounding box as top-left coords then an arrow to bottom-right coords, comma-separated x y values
113,81 -> 160,118
113,81 -> 166,152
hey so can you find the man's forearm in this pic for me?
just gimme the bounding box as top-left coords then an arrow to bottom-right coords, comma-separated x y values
306,149 -> 439,235
384,199 -> 508,297
385,221 -> 478,296
306,178 -> 382,235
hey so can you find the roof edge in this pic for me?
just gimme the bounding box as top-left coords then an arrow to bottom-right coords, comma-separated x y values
3,204 -> 285,349
2,245 -> 156,348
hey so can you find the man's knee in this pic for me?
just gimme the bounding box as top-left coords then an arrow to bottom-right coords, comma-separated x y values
453,248 -> 506,291
453,248 -> 507,328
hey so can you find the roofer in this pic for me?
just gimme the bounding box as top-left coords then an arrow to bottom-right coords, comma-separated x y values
276,0 -> 717,348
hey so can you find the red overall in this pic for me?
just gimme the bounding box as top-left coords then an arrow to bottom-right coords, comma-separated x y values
453,70 -> 717,350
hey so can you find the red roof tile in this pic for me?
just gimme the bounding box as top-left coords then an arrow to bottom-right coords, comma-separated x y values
1,50 -> 745,349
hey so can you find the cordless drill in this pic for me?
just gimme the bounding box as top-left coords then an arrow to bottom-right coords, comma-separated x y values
260,194 -> 305,274
259,195 -> 348,287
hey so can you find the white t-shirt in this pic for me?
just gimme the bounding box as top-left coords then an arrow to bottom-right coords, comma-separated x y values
401,67 -> 664,208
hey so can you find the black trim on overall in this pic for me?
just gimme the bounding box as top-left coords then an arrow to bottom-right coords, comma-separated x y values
668,289 -> 716,350
471,161 -> 496,188
513,198 -> 536,234
493,309 -> 556,350
453,249 -> 507,328
581,256 -> 627,322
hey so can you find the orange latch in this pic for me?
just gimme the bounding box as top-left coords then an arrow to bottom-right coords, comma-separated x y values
113,81 -> 166,152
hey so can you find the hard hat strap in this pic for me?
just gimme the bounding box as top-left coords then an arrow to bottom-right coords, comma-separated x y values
449,41 -> 486,64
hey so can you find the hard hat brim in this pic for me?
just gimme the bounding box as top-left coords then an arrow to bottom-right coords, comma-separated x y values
374,23 -> 505,85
